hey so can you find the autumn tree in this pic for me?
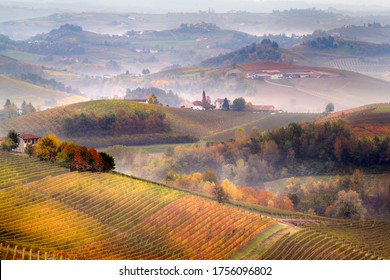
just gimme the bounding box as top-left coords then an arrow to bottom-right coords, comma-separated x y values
331,190 -> 367,220
73,146 -> 93,171
89,148 -> 103,172
234,127 -> 247,146
35,134 -> 60,162
56,141 -> 77,169
1,137 -> 14,151
202,170 -> 219,184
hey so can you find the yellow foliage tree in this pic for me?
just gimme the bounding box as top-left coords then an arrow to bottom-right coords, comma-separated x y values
35,134 -> 61,162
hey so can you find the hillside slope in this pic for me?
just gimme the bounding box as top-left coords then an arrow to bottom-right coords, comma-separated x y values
0,100 -> 320,146
0,75 -> 89,109
1,152 -> 389,260
320,103 -> 390,137
0,152 -> 276,260
132,62 -> 390,112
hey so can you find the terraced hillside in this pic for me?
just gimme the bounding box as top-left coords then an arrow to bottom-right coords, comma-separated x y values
1,152 -> 390,260
0,152 -> 276,260
0,100 -> 320,146
262,221 -> 390,260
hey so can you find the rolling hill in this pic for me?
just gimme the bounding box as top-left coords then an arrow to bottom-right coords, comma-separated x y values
129,61 -> 390,113
0,75 -> 89,110
0,100 -> 320,147
320,103 -> 390,137
289,40 -> 390,81
0,23 -> 260,76
325,24 -> 390,45
1,151 -> 389,260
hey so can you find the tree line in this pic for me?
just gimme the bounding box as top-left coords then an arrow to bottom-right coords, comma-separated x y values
147,119 -> 389,188
163,168 -> 389,220
125,87 -> 184,107
62,109 -> 170,136
1,131 -> 115,172
1,99 -> 37,120
34,133 -> 115,172
201,39 -> 281,67
16,73 -> 82,95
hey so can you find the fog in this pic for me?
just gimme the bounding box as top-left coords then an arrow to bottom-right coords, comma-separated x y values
2,0 -> 390,14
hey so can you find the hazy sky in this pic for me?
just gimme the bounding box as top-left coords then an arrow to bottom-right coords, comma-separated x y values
3,0 -> 390,13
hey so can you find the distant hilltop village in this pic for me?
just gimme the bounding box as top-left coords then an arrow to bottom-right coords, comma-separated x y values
191,90 -> 277,112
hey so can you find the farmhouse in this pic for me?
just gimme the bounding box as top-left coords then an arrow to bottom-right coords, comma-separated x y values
14,133 -> 41,153
192,91 -> 214,110
214,98 -> 231,110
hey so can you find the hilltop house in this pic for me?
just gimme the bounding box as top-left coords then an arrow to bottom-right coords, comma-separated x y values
14,133 -> 41,153
214,98 -> 231,110
192,91 -> 214,110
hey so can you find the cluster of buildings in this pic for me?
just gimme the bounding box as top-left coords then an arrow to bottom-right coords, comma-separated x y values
246,70 -> 320,80
191,91 -> 275,112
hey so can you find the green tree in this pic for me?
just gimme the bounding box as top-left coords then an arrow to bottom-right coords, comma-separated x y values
231,97 -> 246,111
7,130 -> 19,150
4,99 -> 11,108
325,103 -> 335,114
24,144 -> 35,157
147,94 -> 159,105
222,97 -> 230,111
99,152 -> 116,172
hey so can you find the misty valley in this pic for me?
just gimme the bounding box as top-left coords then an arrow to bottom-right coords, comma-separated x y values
0,1 -> 389,261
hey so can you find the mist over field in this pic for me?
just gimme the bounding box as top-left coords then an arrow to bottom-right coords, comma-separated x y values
0,0 -> 389,263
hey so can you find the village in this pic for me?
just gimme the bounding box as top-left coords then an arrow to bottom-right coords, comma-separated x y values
191,90 -> 276,112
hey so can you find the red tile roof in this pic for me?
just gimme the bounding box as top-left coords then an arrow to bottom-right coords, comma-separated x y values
19,134 -> 41,140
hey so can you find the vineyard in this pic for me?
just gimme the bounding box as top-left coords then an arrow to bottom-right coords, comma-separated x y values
320,103 -> 390,137
262,221 -> 390,260
0,152 -> 276,260
324,58 -> 390,76
1,152 -> 390,260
